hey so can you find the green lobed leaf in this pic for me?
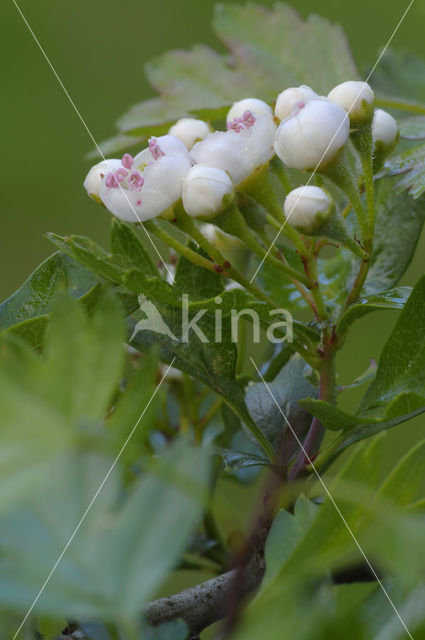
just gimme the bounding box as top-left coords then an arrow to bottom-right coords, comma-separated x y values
245,354 -> 317,454
96,3 -> 359,154
0,252 -> 100,348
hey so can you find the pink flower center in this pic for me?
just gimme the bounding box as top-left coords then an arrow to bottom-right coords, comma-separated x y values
227,110 -> 257,132
149,138 -> 165,160
128,171 -> 144,192
104,154 -> 144,192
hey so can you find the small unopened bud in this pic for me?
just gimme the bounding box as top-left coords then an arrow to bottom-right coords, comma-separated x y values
284,186 -> 333,233
328,81 -> 374,124
372,109 -> 399,155
227,98 -> 272,124
169,118 -> 211,150
274,85 -> 317,121
84,159 -> 122,202
275,98 -> 350,171
182,164 -> 234,219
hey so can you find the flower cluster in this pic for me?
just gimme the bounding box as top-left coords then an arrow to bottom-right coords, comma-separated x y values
84,80 -> 398,235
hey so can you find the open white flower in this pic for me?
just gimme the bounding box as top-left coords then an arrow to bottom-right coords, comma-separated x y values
84,159 -> 122,202
328,80 -> 374,123
168,118 -> 211,150
91,136 -> 191,222
183,165 -> 234,219
274,85 -> 317,121
284,186 -> 332,233
275,98 -> 350,171
226,98 -> 272,124
372,109 -> 398,153
191,113 -> 277,184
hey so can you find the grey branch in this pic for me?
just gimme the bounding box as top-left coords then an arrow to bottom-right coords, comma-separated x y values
143,554 -> 265,636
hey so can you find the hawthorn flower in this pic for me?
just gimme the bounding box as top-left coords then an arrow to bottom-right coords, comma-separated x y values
168,118 -> 211,150
191,113 -> 277,184
89,136 -> 191,222
275,98 -> 350,171
274,85 -> 317,121
372,109 -> 399,154
84,159 -> 122,203
182,164 -> 234,219
283,186 -> 333,233
328,80 -> 374,123
226,98 -> 272,124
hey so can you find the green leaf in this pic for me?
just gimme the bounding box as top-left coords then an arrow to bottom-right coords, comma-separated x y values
262,495 -> 318,589
141,619 -> 189,640
110,218 -> 159,277
336,287 -> 411,334
213,3 -> 358,96
365,179 -> 425,293
373,49 -> 425,110
374,439 -> 425,507
400,117 -> 425,140
97,3 -> 359,154
384,143 -> 425,199
0,252 -> 100,348
0,441 -> 210,622
298,399 -> 370,432
216,448 -> 270,471
245,354 -> 317,452
359,275 -> 425,418
43,292 -> 125,423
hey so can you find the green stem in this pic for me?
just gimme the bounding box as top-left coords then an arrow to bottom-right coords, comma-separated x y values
325,153 -> 370,241
143,219 -> 219,274
265,213 -> 310,259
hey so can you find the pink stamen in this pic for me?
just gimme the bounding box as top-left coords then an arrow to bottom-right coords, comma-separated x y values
128,171 -> 144,191
105,168 -> 128,188
297,101 -> 306,110
121,153 -> 134,169
149,138 -> 165,161
115,168 -> 128,181
105,172 -> 119,188
227,110 -> 257,132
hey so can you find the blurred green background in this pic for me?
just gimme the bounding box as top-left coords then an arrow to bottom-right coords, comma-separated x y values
2,0 -> 425,465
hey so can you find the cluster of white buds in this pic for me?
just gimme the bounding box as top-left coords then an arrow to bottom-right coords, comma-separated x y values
84,80 -> 399,229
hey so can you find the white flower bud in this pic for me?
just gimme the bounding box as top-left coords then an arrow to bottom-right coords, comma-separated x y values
168,118 -> 211,150
192,114 -> 276,185
84,159 -> 122,201
284,186 -> 332,233
275,98 -> 350,171
274,85 -> 317,121
182,164 -> 234,219
372,109 -> 398,153
226,98 -> 272,124
328,81 -> 374,123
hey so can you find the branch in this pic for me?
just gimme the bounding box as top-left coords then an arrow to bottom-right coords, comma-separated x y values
143,553 -> 265,636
